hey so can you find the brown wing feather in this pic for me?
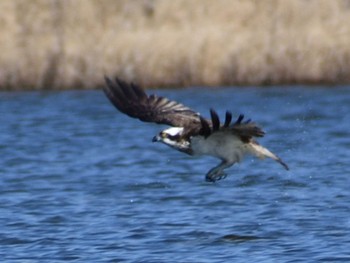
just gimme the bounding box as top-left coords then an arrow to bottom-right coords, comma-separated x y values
103,76 -> 201,128
104,77 -> 264,140
200,110 -> 265,140
231,114 -> 265,138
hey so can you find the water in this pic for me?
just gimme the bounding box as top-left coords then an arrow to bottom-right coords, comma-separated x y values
1,86 -> 350,262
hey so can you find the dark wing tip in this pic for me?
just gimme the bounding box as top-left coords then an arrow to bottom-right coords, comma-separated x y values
224,111 -> 232,127
210,109 -> 220,131
235,114 -> 245,124
103,75 -> 114,94
199,116 -> 211,137
103,76 -> 148,116
103,75 -> 125,111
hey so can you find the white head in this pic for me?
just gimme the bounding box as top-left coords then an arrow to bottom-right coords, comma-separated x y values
152,127 -> 190,152
152,127 -> 183,144
162,127 -> 184,137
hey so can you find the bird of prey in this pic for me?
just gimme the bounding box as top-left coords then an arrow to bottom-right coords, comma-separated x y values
103,77 -> 289,182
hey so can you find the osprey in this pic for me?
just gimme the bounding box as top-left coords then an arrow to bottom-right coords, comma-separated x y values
103,77 -> 289,182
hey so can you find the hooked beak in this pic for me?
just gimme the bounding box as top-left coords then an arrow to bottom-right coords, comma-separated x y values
152,135 -> 160,142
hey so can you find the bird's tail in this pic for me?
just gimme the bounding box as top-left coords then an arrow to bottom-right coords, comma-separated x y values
248,142 -> 289,170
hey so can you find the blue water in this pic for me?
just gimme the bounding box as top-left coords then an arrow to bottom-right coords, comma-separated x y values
1,86 -> 350,262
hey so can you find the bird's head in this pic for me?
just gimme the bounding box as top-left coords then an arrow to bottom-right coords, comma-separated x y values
152,127 -> 191,154
152,127 -> 184,147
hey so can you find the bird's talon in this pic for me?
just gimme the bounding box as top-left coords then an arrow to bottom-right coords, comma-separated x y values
205,171 -> 227,182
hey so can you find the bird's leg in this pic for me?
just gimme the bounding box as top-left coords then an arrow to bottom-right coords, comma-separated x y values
205,160 -> 234,182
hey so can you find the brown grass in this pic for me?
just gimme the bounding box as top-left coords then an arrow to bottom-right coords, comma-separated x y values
1,0 -> 350,90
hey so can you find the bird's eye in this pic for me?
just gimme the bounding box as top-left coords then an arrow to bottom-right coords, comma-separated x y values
161,132 -> 167,138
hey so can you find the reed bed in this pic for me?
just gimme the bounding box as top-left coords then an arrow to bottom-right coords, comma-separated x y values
1,0 -> 350,90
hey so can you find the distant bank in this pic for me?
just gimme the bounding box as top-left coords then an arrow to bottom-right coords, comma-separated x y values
1,0 -> 350,90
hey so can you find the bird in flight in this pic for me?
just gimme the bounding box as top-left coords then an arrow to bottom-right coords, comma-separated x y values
103,77 -> 289,182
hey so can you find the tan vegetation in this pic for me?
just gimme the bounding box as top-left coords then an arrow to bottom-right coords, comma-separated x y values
1,0 -> 350,90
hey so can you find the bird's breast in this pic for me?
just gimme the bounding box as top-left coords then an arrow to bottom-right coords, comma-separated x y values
190,133 -> 248,162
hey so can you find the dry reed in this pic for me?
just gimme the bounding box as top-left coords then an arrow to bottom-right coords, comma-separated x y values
1,0 -> 350,90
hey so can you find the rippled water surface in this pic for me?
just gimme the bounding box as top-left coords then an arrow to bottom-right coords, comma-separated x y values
1,86 -> 350,262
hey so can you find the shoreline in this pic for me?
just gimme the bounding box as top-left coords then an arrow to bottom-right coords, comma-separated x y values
1,0 -> 350,90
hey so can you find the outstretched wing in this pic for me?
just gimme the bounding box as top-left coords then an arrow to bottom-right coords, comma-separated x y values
103,77 -> 201,128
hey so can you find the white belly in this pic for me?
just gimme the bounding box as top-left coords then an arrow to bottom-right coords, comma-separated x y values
191,133 -> 248,162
